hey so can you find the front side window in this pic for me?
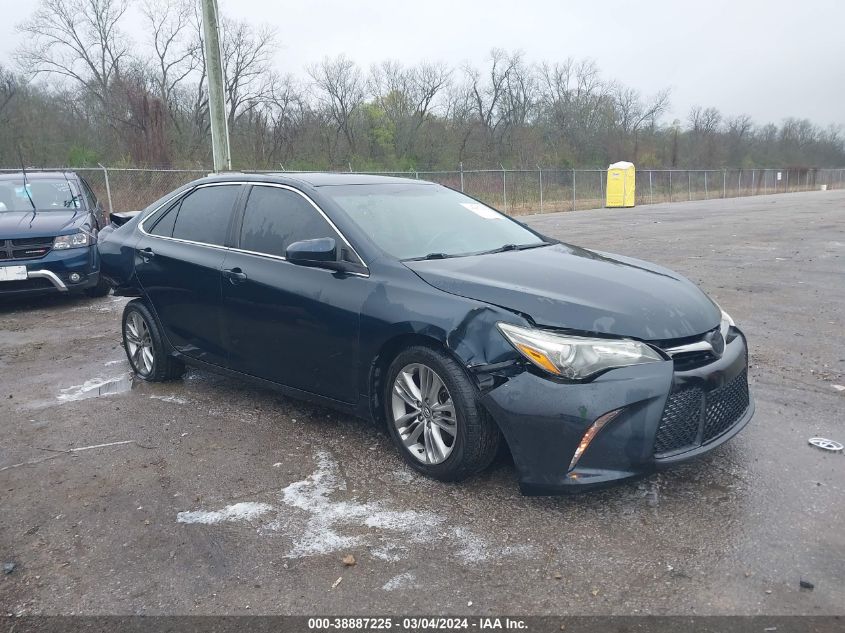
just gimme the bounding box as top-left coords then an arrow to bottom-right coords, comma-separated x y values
80,178 -> 99,208
156,185 -> 240,246
321,184 -> 545,260
239,186 -> 339,258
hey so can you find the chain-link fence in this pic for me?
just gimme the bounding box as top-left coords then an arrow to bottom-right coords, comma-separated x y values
2,166 -> 843,217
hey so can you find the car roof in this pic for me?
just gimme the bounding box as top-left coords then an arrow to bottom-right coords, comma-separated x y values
201,172 -> 435,188
0,171 -> 80,181
283,172 -> 434,187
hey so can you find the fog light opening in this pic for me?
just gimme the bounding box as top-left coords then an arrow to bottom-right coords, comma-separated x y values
69,273 -> 82,283
568,408 -> 623,472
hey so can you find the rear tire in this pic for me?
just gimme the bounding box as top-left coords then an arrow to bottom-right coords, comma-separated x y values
122,299 -> 185,382
384,345 -> 500,482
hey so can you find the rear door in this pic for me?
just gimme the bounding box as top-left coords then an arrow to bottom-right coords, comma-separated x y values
135,183 -> 243,367
220,183 -> 366,403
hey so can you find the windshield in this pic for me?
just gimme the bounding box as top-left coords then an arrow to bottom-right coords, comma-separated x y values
322,184 -> 546,260
0,179 -> 82,212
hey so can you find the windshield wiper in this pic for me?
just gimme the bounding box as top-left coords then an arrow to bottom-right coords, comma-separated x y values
17,147 -> 37,213
407,252 -> 454,261
476,241 -> 552,256
407,242 -> 552,261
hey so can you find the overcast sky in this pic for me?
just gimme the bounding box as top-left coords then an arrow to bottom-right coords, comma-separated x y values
2,0 -> 843,127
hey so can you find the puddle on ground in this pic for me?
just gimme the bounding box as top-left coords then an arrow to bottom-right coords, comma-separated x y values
57,373 -> 135,402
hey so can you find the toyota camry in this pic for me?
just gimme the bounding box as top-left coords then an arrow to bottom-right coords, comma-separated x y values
98,173 -> 753,494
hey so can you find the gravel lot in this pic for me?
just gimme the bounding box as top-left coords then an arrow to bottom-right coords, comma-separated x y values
1,190 -> 843,616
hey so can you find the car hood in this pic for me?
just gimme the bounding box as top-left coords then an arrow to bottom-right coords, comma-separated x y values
404,243 -> 720,341
0,210 -> 88,239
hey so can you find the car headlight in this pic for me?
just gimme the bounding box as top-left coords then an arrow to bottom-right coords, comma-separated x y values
497,322 -> 664,380
54,230 -> 94,250
719,308 -> 734,339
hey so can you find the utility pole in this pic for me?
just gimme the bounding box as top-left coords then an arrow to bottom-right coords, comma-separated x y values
201,0 -> 231,172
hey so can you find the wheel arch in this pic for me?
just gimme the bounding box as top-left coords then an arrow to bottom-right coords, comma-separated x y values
367,332 -> 470,429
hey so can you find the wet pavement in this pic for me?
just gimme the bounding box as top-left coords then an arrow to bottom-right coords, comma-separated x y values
1,190 -> 843,615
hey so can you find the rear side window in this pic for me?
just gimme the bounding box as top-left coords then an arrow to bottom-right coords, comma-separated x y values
239,186 -> 338,257
162,185 -> 240,246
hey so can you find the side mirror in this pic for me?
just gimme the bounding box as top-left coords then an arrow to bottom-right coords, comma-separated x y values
286,237 -> 339,267
286,237 -> 368,275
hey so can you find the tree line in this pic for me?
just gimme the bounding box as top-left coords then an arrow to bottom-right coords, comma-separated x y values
1,0 -> 843,171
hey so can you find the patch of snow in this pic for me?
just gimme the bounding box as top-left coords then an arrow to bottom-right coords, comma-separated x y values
176,450 -> 534,564
57,374 -> 132,402
149,394 -> 188,404
382,572 -> 416,591
451,527 -> 534,563
278,450 -> 444,558
372,544 -> 405,562
176,502 -> 274,525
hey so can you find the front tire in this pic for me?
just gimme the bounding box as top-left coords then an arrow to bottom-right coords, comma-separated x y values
384,345 -> 500,482
122,299 -> 185,382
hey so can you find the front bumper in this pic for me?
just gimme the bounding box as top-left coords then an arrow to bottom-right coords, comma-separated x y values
481,329 -> 753,495
0,246 -> 100,297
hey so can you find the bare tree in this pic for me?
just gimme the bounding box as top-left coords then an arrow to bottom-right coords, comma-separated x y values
610,84 -> 670,161
17,0 -> 131,108
141,0 -> 198,118
499,55 -> 536,129
221,18 -> 278,128
262,74 -> 306,163
726,114 -> 753,140
687,106 -> 723,165
688,106 -> 722,135
308,55 -> 365,156
368,60 -> 451,159
0,65 -> 18,122
468,49 -> 520,135
613,85 -> 670,134
454,49 -> 523,161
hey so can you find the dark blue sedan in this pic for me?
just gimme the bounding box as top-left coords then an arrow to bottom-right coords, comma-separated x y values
98,173 -> 753,494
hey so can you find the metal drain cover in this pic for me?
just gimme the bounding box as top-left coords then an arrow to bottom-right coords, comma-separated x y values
808,437 -> 844,452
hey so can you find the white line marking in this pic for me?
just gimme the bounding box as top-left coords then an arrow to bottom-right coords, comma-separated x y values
70,440 -> 135,452
0,440 -> 137,471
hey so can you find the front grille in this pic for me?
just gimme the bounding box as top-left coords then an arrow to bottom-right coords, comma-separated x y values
703,370 -> 750,442
654,370 -> 749,456
1,237 -> 54,260
12,237 -> 52,246
653,387 -> 703,453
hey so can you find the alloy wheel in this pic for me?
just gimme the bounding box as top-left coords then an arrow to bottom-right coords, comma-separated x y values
124,311 -> 154,376
391,363 -> 457,464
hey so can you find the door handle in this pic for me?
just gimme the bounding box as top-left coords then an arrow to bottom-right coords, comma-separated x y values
222,267 -> 248,283
138,247 -> 155,261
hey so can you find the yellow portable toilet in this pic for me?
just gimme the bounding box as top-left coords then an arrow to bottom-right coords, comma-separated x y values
606,161 -> 636,207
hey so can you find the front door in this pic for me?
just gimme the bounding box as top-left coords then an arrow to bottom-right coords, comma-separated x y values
220,184 -> 365,403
